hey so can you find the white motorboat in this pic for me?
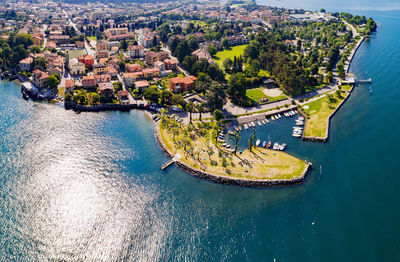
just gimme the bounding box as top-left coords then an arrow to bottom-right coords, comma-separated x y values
261,120 -> 266,125
279,143 -> 287,151
244,124 -> 248,130
271,115 -> 275,120
298,116 -> 305,121
273,142 -> 279,150
256,139 -> 261,147
258,121 -> 262,126
296,121 -> 304,126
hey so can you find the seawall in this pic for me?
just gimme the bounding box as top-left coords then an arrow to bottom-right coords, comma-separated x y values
154,125 -> 312,187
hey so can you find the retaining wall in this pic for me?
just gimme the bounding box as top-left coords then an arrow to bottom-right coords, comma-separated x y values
154,125 -> 312,187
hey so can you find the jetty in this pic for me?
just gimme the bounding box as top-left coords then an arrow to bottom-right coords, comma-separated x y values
355,78 -> 372,84
161,153 -> 182,170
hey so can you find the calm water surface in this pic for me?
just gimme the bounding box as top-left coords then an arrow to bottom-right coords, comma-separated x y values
1,10 -> 400,262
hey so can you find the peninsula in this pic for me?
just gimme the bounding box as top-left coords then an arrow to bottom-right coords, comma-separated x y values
0,0 -> 376,185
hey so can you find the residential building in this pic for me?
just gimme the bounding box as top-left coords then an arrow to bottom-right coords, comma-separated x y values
49,35 -> 70,45
19,57 -> 33,71
145,51 -> 169,66
128,45 -> 145,58
98,82 -> 114,96
164,58 -> 178,71
78,54 -> 95,68
32,69 -> 49,88
134,80 -> 150,91
94,74 -> 111,84
118,90 -> 130,105
82,75 -> 96,88
64,79 -> 75,93
169,76 -> 197,93
127,63 -> 142,73
93,63 -> 106,75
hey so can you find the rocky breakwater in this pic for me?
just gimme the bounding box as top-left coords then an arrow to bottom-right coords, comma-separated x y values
154,125 -> 312,187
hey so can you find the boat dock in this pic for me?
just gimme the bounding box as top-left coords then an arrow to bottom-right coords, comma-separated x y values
161,153 -> 182,170
355,78 -> 372,84
161,159 -> 174,170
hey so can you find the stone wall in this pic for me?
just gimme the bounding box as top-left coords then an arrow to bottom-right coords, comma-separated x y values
154,125 -> 312,187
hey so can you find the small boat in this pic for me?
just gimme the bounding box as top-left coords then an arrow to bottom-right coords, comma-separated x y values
256,139 -> 261,147
296,121 -> 304,126
228,131 -> 235,135
234,126 -> 239,132
244,124 -> 248,130
279,143 -> 287,151
294,110 -> 298,114
273,142 -> 279,150
238,126 -> 242,131
252,122 -> 256,127
222,143 -> 227,147
261,120 -> 266,125
278,114 -> 282,118
293,127 -> 303,131
292,133 -> 301,137
265,119 -> 270,123
262,141 -> 267,147
271,115 -> 275,120
298,116 -> 305,121
257,121 -> 262,126
225,144 -> 230,148
267,141 -> 271,149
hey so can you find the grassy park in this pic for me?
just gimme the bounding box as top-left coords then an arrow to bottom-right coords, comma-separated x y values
302,88 -> 351,137
159,115 -> 307,180
213,45 -> 248,68
246,87 -> 287,104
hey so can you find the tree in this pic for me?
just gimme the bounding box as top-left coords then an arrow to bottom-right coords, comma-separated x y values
187,36 -> 199,52
175,41 -> 191,63
206,81 -> 226,112
207,44 -> 217,56
32,56 -> 46,71
194,72 -> 212,95
118,61 -> 126,72
15,33 -> 33,49
186,102 -> 195,123
91,93 -> 100,104
143,86 -> 160,104
213,109 -> 223,122
227,73 -> 247,105
222,38 -> 229,49
120,39 -> 128,50
229,130 -> 241,155
46,74 -> 59,89
222,58 -> 233,72
196,103 -> 205,122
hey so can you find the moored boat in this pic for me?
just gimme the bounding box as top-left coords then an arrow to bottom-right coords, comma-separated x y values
244,124 -> 248,130
256,139 -> 261,147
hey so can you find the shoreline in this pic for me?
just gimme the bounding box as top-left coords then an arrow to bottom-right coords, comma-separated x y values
154,125 -> 312,187
301,36 -> 365,142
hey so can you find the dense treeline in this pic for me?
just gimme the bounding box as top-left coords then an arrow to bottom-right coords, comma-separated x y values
0,33 -> 33,70
245,31 -> 316,96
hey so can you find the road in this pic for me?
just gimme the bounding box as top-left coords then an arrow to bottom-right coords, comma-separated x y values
116,73 -> 136,104
161,47 -> 191,76
41,24 -> 48,50
342,18 -> 359,37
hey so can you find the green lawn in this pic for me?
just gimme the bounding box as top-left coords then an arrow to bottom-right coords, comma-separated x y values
302,91 -> 349,138
213,45 -> 248,68
246,87 -> 287,104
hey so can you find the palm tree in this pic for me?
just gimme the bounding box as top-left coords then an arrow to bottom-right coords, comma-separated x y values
196,103 -> 205,122
186,102 -> 195,123
159,108 -> 168,125
229,130 -> 241,155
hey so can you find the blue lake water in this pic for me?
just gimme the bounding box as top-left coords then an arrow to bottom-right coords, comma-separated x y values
1,9 -> 400,262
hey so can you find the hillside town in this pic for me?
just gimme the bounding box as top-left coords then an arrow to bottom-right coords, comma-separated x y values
0,0 -> 376,120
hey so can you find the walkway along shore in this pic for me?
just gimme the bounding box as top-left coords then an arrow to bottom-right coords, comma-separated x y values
301,36 -> 365,142
154,125 -> 312,187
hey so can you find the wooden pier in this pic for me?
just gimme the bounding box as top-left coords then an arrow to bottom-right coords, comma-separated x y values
355,78 -> 372,84
161,160 -> 174,170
